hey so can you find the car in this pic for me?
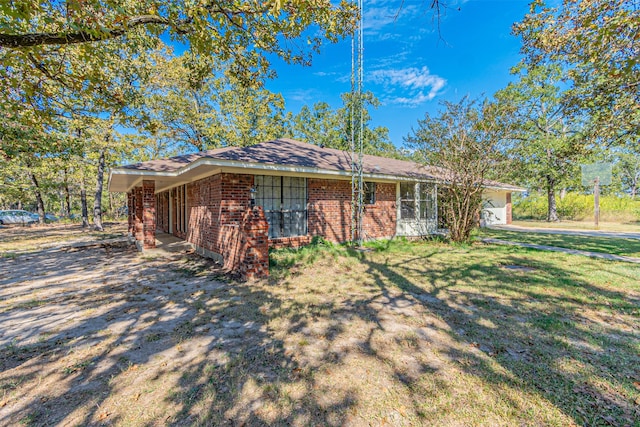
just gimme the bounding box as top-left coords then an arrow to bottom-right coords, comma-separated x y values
0,210 -> 39,225
45,213 -> 59,222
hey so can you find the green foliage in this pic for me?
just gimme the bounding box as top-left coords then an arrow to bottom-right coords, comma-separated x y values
288,92 -> 401,158
513,192 -> 640,222
514,0 -> 639,145
0,0 -> 357,89
494,63 -> 590,221
137,53 -> 289,153
613,151 -> 640,198
405,97 -> 509,243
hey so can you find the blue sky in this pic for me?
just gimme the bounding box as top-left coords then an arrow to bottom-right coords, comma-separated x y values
266,0 -> 532,146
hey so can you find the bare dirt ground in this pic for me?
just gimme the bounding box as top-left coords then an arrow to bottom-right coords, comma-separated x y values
1,224 -> 638,426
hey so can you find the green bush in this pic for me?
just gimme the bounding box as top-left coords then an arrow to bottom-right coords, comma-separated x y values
513,192 -> 640,222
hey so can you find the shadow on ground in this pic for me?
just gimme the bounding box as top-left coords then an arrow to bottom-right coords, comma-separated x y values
0,236 -> 638,426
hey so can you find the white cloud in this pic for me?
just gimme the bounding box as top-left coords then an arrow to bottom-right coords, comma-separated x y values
362,4 -> 420,33
369,66 -> 446,105
386,92 -> 439,108
286,89 -> 319,104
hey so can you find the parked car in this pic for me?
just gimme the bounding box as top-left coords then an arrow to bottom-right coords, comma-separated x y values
45,213 -> 59,223
0,210 -> 39,225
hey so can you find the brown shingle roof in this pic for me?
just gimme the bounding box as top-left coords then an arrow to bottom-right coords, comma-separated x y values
117,138 -> 524,191
122,138 -> 445,177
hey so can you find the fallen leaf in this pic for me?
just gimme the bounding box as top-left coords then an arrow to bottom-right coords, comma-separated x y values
98,411 -> 110,421
133,392 -> 141,401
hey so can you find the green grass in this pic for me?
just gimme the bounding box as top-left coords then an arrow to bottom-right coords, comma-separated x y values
268,238 -> 640,426
511,219 -> 640,232
478,228 -> 640,257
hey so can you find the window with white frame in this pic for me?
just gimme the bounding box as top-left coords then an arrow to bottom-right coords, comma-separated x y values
400,182 -> 436,221
419,183 -> 437,220
254,176 -> 307,238
400,182 -> 416,219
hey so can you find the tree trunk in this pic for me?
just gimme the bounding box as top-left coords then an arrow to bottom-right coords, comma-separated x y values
80,181 -> 89,228
546,177 -> 559,222
63,168 -> 72,216
559,187 -> 566,200
29,171 -> 46,225
93,147 -> 106,231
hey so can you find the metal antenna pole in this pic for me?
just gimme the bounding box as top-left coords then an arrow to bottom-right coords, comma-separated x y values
357,0 -> 364,246
350,17 -> 357,244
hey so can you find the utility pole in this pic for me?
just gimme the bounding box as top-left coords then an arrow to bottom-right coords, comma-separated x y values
594,176 -> 600,229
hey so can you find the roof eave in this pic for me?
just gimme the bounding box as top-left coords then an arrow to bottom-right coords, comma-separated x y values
109,157 -> 441,192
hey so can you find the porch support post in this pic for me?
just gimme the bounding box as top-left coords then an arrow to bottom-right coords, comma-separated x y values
142,180 -> 156,249
134,186 -> 144,243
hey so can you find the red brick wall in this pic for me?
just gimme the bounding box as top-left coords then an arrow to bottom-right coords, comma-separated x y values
506,192 -> 512,225
307,179 -> 352,243
127,190 -> 135,235
134,186 -> 143,243
142,180 -> 156,249
149,173 -> 399,277
362,182 -> 396,240
182,173 -> 269,278
307,179 -> 396,243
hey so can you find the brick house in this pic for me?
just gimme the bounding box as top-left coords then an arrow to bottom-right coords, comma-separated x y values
108,139 -> 522,278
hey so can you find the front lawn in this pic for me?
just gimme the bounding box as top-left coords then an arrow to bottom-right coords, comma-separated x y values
478,228 -> 640,258
267,239 -> 640,425
1,231 -> 638,426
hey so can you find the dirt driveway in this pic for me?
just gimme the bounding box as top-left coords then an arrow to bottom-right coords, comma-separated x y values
0,228 -> 242,425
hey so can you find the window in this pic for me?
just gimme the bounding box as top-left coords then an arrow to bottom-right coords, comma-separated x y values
419,183 -> 436,220
400,182 -> 415,220
364,182 -> 376,205
400,182 -> 436,221
255,176 -> 307,238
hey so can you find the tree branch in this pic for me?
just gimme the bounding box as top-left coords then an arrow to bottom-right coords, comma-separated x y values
0,15 -> 171,48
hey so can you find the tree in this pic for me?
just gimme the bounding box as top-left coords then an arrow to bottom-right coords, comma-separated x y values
615,151 -> 640,198
514,0 -> 639,145
495,64 -> 589,221
138,53 -> 289,152
0,1 -> 357,89
0,107 -> 75,222
289,92 -> 399,157
405,97 -> 508,243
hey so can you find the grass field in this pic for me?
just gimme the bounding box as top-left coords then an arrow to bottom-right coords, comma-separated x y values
479,228 -> 640,258
512,219 -> 640,233
1,226 -> 639,426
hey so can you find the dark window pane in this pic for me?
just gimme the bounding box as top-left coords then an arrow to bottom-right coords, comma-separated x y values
364,182 -> 376,204
401,201 -> 415,220
255,175 -> 307,238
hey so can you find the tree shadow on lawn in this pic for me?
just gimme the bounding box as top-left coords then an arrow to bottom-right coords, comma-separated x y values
1,240 -> 638,426
0,243 -> 359,426
357,245 -> 639,426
